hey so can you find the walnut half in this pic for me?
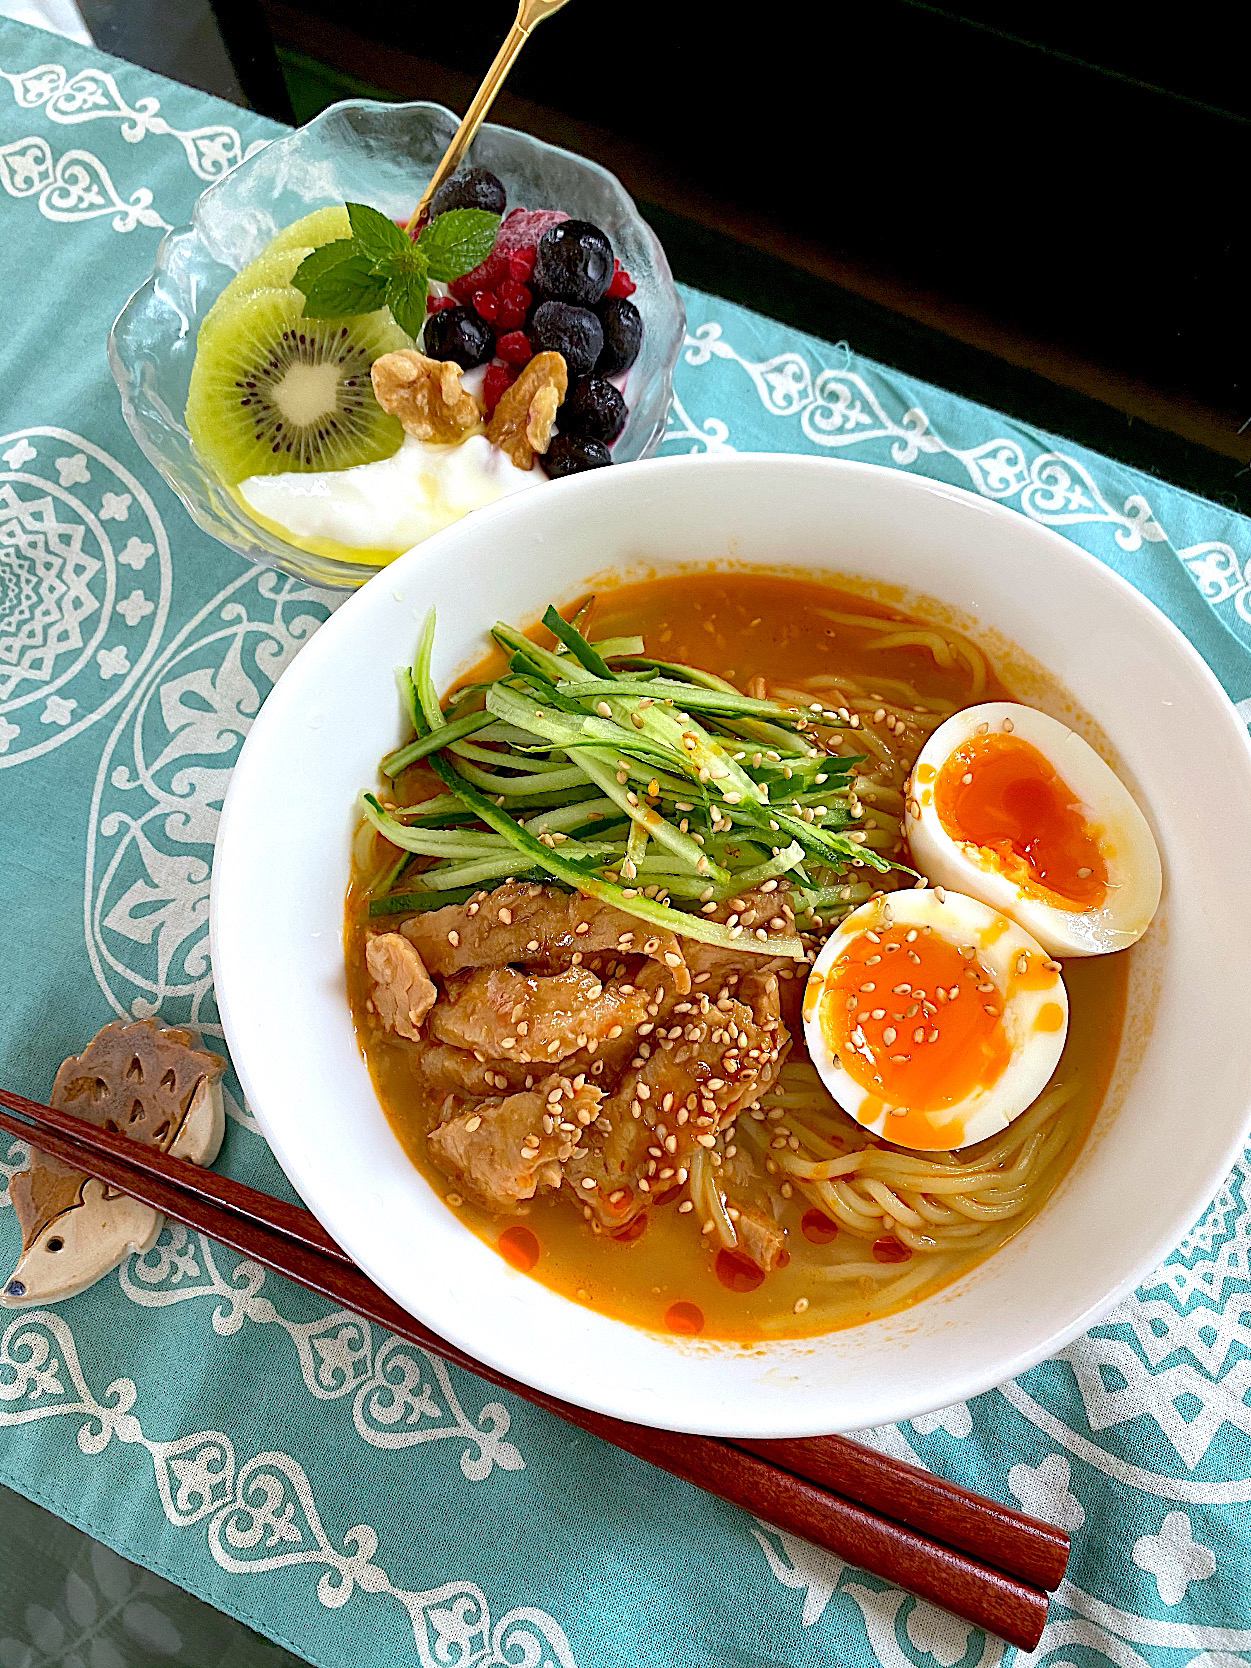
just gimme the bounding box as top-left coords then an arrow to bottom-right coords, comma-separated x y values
371,350 -> 483,443
486,352 -> 568,470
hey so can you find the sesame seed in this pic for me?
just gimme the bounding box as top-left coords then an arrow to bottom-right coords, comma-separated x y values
794,1297 -> 809,1314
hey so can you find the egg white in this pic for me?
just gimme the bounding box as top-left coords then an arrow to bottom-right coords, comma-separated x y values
802,888 -> 1069,1151
904,702 -> 1161,958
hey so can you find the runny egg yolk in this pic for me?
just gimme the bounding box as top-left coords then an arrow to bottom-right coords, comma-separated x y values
933,734 -> 1108,910
818,925 -> 1012,1139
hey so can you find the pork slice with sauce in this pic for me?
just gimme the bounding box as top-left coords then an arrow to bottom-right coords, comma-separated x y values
428,965 -> 651,1064
564,988 -> 791,1225
416,1043 -> 533,1097
366,933 -> 437,1040
608,994 -> 790,1144
400,881 -> 691,992
427,1075 -> 602,1213
733,1203 -> 789,1273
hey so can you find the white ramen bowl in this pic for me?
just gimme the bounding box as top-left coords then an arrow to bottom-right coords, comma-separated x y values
211,454 -> 1251,1437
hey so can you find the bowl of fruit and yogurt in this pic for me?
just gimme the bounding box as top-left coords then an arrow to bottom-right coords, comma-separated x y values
109,99 -> 685,589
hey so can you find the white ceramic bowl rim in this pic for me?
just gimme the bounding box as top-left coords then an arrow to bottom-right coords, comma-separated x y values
211,453 -> 1251,1437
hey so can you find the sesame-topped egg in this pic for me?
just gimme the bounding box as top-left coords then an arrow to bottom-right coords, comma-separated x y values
803,888 -> 1068,1152
904,702 -> 1161,958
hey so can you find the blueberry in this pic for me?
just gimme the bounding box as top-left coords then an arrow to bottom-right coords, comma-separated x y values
429,167 -> 506,218
562,376 -> 627,445
422,304 -> 495,370
529,301 -> 604,379
532,220 -> 614,306
543,432 -> 612,478
596,296 -> 643,376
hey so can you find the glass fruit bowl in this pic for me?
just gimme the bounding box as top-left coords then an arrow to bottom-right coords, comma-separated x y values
108,99 -> 686,590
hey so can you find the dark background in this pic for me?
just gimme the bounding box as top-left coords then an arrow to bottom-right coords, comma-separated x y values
82,0 -> 1251,509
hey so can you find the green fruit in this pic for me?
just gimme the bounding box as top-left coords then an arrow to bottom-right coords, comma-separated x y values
186,286 -> 409,484
268,205 -> 352,254
204,245 -> 312,328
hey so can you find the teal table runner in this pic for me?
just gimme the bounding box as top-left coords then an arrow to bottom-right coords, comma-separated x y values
2,19 -> 1250,1668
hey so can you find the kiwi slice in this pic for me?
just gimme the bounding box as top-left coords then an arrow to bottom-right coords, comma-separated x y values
268,205 -> 352,255
186,286 -> 410,484
204,245 -> 313,329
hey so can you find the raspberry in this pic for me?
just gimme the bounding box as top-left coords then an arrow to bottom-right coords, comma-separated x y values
450,250 -> 508,302
495,278 -> 532,330
496,330 -> 533,366
494,207 -> 569,257
426,293 -> 457,314
482,361 -> 516,415
606,261 -> 636,299
508,249 -> 535,282
472,289 -> 500,324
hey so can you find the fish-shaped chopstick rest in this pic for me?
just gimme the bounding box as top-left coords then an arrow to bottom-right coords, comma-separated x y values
2,1020 -> 226,1307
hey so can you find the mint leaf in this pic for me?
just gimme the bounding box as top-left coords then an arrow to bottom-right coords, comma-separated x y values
418,208 -> 501,283
379,239 -> 427,279
385,269 -> 430,339
346,200 -> 411,267
292,238 -> 359,293
298,252 -> 389,319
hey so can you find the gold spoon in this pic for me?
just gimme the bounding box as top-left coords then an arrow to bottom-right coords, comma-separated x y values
404,0 -> 573,235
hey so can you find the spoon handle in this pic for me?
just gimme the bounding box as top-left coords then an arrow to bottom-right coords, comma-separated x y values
404,0 -> 573,234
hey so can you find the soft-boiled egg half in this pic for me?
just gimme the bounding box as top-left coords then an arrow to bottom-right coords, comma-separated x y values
905,702 -> 1161,958
803,888 -> 1068,1151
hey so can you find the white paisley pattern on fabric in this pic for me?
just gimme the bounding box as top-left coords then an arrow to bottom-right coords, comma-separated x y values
0,61 -> 268,179
0,133 -> 168,229
0,428 -> 172,766
672,325 -> 1168,551
119,1227 -> 525,1482
0,1311 -> 572,1667
84,568 -> 332,1033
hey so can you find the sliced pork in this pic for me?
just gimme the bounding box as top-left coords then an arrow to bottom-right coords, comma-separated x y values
400,880 -> 692,992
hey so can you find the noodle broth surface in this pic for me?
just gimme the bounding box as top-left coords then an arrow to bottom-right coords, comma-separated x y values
345,574 -> 1128,1341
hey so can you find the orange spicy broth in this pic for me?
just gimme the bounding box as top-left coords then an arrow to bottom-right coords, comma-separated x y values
345,574 -> 1129,1341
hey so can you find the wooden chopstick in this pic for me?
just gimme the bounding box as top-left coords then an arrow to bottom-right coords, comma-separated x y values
0,1090 -> 1064,1645
733,1436 -> 1068,1593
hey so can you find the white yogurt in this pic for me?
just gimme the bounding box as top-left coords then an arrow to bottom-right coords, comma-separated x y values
238,431 -> 542,555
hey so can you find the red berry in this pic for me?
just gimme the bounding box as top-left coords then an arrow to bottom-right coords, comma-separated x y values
495,207 -> 569,257
482,361 -> 516,414
426,293 -> 457,314
606,265 -> 636,298
495,278 -> 532,330
508,249 -> 536,282
472,289 -> 500,324
496,330 -> 533,366
451,249 -> 508,302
